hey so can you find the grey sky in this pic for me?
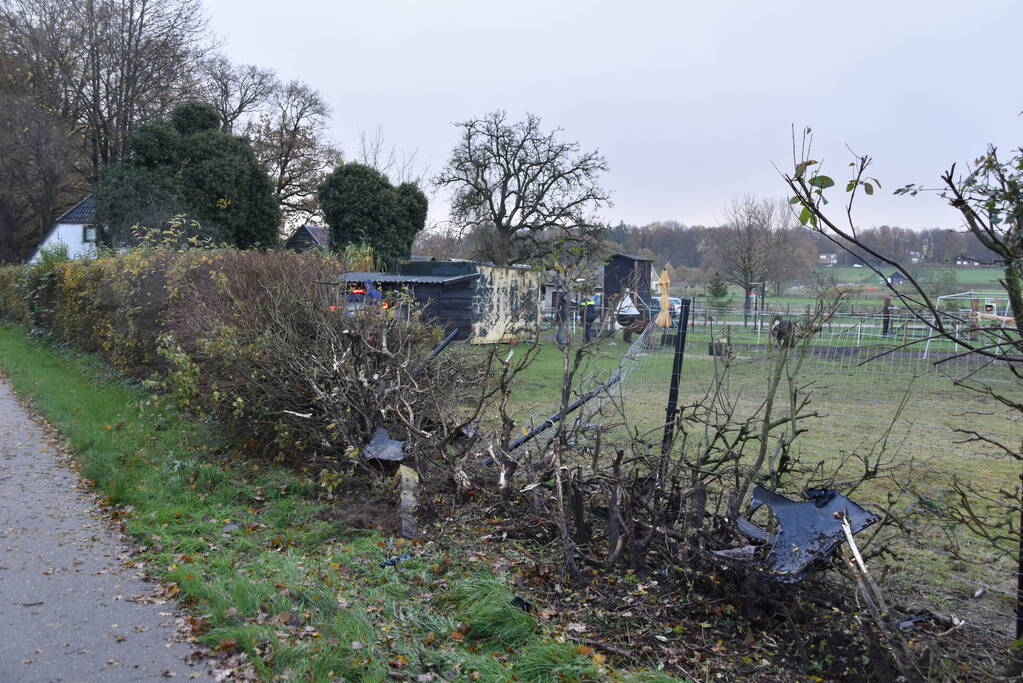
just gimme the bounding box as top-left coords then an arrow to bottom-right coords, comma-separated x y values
205,0 -> 1021,232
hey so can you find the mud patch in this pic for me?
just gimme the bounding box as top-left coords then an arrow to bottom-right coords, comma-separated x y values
322,500 -> 399,533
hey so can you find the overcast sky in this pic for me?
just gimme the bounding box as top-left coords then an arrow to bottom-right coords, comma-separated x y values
205,0 -> 1021,232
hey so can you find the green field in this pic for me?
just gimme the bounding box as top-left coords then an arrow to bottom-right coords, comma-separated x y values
671,265 -> 1008,314
815,265 -> 1005,286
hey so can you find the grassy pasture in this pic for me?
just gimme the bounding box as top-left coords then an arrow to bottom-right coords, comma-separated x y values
673,266 -> 1008,313
500,329 -> 1022,636
813,265 -> 1005,286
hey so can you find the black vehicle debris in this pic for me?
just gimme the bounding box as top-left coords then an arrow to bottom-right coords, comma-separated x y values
718,485 -> 879,582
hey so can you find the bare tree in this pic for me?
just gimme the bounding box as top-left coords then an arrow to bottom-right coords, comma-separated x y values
0,93 -> 80,262
785,140 -> 1020,368
434,111 -> 611,265
1,0 -> 211,180
702,195 -> 788,320
764,224 -> 818,294
356,126 -> 425,186
246,80 -> 341,228
411,227 -> 472,260
199,56 -> 276,132
784,136 -> 1022,564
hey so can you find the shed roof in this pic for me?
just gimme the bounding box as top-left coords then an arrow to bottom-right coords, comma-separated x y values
55,194 -> 96,225
609,252 -> 653,262
341,271 -> 479,286
305,225 -> 331,247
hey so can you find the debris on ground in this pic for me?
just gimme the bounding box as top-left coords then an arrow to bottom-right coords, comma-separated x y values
724,485 -> 879,582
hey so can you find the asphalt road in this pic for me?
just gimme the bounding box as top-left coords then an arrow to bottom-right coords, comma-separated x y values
0,377 -> 209,682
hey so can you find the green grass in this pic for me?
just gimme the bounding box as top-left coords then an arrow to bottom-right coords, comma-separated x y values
0,324 -> 689,682
814,264 -> 1006,287
435,576 -> 538,647
673,265 -> 1008,314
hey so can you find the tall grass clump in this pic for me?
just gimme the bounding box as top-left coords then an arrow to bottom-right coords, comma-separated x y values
435,575 -> 537,648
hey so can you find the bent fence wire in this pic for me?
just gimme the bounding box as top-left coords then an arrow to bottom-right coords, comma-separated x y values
524,305 -> 1022,640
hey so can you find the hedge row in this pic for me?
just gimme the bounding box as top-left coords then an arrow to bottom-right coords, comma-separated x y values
2,248 -> 338,371
0,247 -> 469,462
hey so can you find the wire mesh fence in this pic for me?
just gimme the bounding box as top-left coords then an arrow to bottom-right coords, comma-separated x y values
524,303 -> 1022,641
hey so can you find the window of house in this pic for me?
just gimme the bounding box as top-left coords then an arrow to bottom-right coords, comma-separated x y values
83,225 -> 97,243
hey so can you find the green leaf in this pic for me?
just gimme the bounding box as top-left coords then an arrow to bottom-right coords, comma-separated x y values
846,181 -> 857,192
863,182 -> 874,195
788,196 -> 802,205
798,206 -> 813,226
808,175 -> 834,189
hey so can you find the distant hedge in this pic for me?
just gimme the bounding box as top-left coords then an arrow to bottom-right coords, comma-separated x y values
2,248 -> 341,371
0,246 -> 471,462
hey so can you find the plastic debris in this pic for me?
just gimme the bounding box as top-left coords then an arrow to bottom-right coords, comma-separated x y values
723,485 -> 879,582
363,427 -> 406,462
379,552 -> 414,568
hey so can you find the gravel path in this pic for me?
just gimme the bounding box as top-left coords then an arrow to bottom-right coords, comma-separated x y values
0,377 -> 209,682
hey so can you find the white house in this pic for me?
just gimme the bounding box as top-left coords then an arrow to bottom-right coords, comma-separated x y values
29,195 -> 98,263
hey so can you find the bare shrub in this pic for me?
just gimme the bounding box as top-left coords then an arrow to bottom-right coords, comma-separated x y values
159,249 -> 479,464
1,238 -> 478,467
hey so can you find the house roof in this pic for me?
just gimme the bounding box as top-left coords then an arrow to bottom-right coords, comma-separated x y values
341,271 -> 479,287
285,224 -> 331,248
305,225 -> 331,247
609,252 -> 653,262
27,193 -> 96,262
55,194 -> 96,225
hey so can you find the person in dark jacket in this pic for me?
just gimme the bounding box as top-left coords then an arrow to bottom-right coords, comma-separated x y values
580,296 -> 598,343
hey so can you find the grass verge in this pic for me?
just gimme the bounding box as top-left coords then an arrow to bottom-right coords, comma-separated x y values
0,325 -> 684,682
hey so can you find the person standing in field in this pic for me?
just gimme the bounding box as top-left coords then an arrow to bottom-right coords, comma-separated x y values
581,295 -> 597,344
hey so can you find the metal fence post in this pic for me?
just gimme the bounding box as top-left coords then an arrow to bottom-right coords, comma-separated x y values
660,298 -> 691,460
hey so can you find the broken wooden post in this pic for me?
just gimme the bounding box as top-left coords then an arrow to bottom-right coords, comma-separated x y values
970,298 -> 980,340
392,464 -> 420,539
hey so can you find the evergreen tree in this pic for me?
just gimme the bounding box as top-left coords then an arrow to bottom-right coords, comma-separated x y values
96,102 -> 280,248
318,162 -> 427,269
705,272 -> 730,307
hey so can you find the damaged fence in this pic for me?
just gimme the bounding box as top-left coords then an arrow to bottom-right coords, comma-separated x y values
511,299 -> 1022,647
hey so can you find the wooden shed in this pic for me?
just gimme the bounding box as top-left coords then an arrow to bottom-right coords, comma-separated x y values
396,260 -> 541,344
603,253 -> 654,310
344,269 -> 478,340
337,260 -> 541,343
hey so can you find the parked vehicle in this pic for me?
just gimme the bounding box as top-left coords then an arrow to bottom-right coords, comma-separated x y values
329,280 -> 390,313
651,296 -> 684,320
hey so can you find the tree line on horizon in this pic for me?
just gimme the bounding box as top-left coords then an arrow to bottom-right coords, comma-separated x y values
415,203 -> 998,294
